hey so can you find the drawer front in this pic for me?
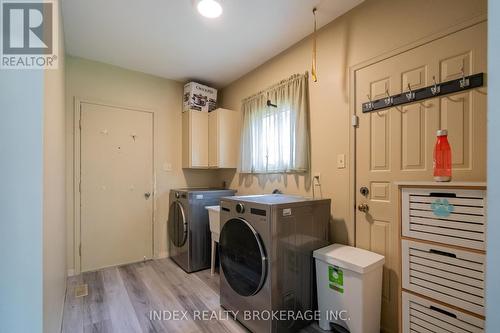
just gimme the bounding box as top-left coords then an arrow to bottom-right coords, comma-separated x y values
402,188 -> 486,250
402,292 -> 484,333
402,240 -> 485,316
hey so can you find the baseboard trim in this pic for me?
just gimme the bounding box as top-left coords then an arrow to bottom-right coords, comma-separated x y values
156,251 -> 169,259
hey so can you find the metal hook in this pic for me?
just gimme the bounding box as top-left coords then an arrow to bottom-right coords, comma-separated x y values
431,76 -> 441,95
384,89 -> 393,106
266,99 -> 277,108
406,83 -> 415,101
460,67 -> 470,88
366,94 -> 374,110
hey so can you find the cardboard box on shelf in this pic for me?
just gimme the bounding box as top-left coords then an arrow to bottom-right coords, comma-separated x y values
183,82 -> 217,112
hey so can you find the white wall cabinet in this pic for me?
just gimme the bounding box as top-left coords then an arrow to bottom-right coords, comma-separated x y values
208,108 -> 239,168
183,108 -> 238,169
182,110 -> 209,168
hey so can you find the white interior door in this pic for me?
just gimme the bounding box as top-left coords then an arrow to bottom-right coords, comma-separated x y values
80,102 -> 154,272
354,22 -> 486,332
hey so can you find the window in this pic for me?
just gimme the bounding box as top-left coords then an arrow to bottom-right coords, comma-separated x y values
248,106 -> 292,172
262,107 -> 291,170
240,73 -> 310,174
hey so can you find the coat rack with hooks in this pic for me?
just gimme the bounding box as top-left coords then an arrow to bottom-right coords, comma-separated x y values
362,72 -> 484,113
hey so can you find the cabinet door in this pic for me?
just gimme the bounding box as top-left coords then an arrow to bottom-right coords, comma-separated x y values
218,109 -> 239,168
183,110 -> 209,168
208,111 -> 219,167
191,111 -> 209,167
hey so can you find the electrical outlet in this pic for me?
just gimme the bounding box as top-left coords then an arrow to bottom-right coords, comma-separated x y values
337,154 -> 346,169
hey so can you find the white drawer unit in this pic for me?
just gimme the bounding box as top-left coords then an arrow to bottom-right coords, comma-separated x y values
402,292 -> 484,333
402,188 -> 487,250
402,239 -> 485,316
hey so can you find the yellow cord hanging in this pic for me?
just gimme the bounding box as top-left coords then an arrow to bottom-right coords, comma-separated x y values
312,7 -> 318,82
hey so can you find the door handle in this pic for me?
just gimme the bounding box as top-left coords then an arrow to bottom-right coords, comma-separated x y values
144,192 -> 151,200
358,203 -> 369,213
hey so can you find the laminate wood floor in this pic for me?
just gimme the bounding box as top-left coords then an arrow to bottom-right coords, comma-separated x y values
62,258 -> 325,333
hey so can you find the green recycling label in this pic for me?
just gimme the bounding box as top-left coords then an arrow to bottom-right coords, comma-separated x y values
328,266 -> 344,293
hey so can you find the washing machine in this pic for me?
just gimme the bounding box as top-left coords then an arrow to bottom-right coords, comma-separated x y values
219,194 -> 330,333
168,188 -> 236,273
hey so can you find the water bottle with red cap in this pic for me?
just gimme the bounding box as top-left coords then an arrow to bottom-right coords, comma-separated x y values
433,129 -> 452,182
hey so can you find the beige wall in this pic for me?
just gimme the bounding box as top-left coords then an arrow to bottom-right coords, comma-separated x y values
219,0 -> 487,245
43,0 -> 67,331
63,0 -> 487,272
65,57 -> 220,272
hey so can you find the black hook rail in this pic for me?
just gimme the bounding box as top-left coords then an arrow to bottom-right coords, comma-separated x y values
362,73 -> 484,113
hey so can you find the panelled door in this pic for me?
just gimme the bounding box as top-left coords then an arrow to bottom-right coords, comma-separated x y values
354,22 -> 486,333
80,102 -> 154,272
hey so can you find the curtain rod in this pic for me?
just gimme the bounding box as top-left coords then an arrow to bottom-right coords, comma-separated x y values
241,71 -> 308,104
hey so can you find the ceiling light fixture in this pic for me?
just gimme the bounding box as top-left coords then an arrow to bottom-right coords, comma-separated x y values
197,0 -> 223,18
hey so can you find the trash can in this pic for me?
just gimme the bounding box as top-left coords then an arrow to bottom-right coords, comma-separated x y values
313,244 -> 385,333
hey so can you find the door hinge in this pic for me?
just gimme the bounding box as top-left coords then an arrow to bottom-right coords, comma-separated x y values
79,181 -> 81,193
79,119 -> 82,130
79,243 -> 81,257
351,115 -> 359,127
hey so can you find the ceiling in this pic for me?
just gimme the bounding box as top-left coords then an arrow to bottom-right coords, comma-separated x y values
62,0 -> 364,87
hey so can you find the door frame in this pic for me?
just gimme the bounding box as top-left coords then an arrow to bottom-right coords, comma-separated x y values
347,15 -> 486,333
73,98 -> 156,274
348,14 -> 486,247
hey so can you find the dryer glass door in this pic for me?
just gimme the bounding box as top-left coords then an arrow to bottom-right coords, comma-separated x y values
219,218 -> 267,296
168,201 -> 187,247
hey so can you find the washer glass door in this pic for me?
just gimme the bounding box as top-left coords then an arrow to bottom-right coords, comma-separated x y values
168,201 -> 187,247
219,218 -> 267,296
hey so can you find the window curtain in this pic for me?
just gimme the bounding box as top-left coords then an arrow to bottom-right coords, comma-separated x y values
240,73 -> 310,173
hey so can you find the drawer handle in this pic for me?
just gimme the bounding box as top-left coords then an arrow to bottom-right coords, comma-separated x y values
430,305 -> 457,319
429,192 -> 457,198
429,249 -> 457,258
221,207 -> 230,212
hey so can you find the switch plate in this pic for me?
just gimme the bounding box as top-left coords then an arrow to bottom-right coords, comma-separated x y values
337,154 -> 346,169
162,162 -> 172,172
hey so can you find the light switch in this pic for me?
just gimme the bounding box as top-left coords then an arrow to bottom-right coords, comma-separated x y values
337,154 -> 346,169
162,162 -> 172,172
